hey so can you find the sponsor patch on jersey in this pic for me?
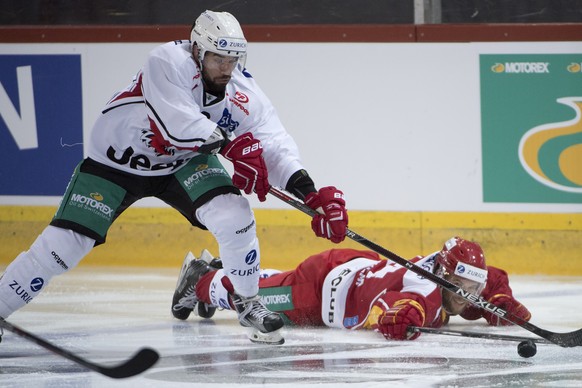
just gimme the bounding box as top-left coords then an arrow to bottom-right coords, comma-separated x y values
182,166 -> 230,190
228,94 -> 250,116
258,286 -> 294,311
343,315 -> 359,327
218,108 -> 239,132
69,192 -> 114,220
234,91 -> 249,103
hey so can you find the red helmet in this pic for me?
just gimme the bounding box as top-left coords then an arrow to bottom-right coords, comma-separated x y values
437,237 -> 487,286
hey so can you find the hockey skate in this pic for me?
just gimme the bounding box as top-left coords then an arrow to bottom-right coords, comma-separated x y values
171,251 -> 212,320
231,293 -> 285,345
196,250 -> 220,319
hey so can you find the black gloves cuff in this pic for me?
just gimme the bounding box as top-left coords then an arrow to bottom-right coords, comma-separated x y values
285,169 -> 316,201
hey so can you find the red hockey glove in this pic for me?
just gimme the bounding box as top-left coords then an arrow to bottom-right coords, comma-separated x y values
483,294 -> 531,326
221,133 -> 270,202
377,300 -> 425,340
304,186 -> 348,243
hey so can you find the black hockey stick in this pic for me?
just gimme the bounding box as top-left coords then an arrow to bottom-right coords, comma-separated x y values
269,186 -> 582,348
0,318 -> 159,378
408,326 -> 552,344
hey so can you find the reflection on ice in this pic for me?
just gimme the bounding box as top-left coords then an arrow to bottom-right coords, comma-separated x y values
1,267 -> 582,387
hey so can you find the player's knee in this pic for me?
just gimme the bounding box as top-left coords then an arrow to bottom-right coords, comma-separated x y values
196,193 -> 256,245
0,227 -> 93,318
29,226 -> 94,275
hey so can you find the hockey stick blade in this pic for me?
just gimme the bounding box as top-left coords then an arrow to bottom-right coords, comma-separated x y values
269,187 -> 582,348
408,326 -> 553,344
0,318 -> 159,378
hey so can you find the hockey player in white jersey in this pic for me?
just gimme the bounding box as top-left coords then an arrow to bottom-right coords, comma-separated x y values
0,10 -> 348,345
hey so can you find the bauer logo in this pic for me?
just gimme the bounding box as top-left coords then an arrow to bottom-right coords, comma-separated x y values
0,55 -> 83,195
480,54 -> 582,203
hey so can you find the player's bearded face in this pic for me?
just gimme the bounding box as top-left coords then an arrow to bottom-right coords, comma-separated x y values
201,52 -> 238,93
441,274 -> 483,315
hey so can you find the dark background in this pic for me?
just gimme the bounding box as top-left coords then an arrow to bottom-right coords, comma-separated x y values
1,0 -> 581,25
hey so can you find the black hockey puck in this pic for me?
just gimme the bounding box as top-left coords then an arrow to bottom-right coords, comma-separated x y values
517,339 -> 537,358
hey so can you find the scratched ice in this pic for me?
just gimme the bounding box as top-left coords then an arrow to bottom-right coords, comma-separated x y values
1,267 -> 581,388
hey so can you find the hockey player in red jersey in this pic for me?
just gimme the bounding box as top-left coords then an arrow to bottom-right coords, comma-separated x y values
0,11 -> 348,345
184,236 -> 531,340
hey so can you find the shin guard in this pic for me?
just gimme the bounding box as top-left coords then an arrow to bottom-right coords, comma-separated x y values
0,226 -> 94,318
196,193 -> 260,298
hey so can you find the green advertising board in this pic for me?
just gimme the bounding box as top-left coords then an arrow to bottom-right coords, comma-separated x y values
480,54 -> 582,203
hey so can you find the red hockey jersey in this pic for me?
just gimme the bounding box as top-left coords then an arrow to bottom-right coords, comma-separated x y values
258,248 -> 516,331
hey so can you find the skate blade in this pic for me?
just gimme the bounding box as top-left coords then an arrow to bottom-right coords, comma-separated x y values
174,252 -> 196,288
247,329 -> 285,345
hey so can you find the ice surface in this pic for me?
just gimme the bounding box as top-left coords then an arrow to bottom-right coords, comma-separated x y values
1,267 -> 581,387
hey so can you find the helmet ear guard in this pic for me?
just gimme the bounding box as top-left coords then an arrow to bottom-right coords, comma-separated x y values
191,10 -> 248,70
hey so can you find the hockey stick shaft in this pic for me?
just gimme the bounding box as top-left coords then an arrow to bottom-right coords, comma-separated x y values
0,318 -> 159,378
269,186 -> 582,347
408,326 -> 552,344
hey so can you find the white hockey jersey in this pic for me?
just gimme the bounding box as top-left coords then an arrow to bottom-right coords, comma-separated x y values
88,40 -> 304,188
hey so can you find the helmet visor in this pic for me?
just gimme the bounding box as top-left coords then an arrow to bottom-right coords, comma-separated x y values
448,274 -> 486,296
202,53 -> 240,71
441,273 -> 486,315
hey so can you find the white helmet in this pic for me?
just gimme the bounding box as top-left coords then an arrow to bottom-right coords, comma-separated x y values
191,10 -> 247,68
